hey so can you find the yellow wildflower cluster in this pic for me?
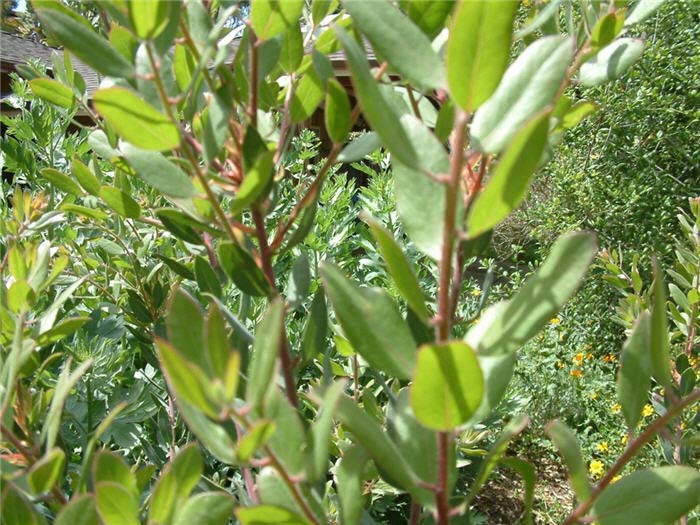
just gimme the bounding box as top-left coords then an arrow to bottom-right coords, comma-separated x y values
596,441 -> 609,453
603,353 -> 617,363
642,404 -> 654,418
570,369 -> 582,378
573,352 -> 585,365
589,460 -> 605,478
689,354 -> 698,368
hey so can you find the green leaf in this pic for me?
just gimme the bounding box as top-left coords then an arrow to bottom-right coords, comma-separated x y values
446,0 -> 518,111
55,495 -> 100,525
251,0 -> 304,41
320,262 -> 416,379
35,317 -> 89,347
72,158 -> 101,196
205,301 -> 231,379
343,0 -> 445,91
467,112 -> 550,237
100,186 -> 141,219
148,444 -> 203,525
1,483 -> 43,525
363,214 -> 429,321
334,26 -> 418,167
325,79 -> 351,144
592,466 -> 700,525
279,25 -> 303,73
95,481 -> 139,525
94,87 -> 180,151
218,242 -> 272,297
172,492 -> 235,525
246,299 -> 284,413
650,261 -> 672,387
59,204 -> 108,221
625,0 -> 665,26
336,445 -> 370,525
617,311 -> 651,430
29,78 -> 74,108
156,338 -> 219,418
93,451 -> 138,498
591,11 -> 625,49
334,393 -> 419,493
237,420 -> 277,462
402,0 -> 454,39
284,252 -> 310,307
122,145 -> 196,198
471,35 -> 573,153
27,448 -> 65,495
43,358 -> 93,450
290,68 -> 325,123
312,0 -> 338,26
386,388 -> 447,507
231,150 -> 275,216
302,289 -> 327,362
166,288 -> 206,369
579,38 -> 644,87
474,232 -> 596,356
559,100 -> 597,130
545,420 -> 591,503
40,168 -> 83,196
392,114 -> 452,260
35,8 -> 133,78
514,0 -> 563,39
194,256 -> 222,299
309,381 -> 345,483
337,132 -> 381,163
466,415 -> 528,504
129,0 -> 171,39
410,341 -> 483,431
236,505 -> 308,525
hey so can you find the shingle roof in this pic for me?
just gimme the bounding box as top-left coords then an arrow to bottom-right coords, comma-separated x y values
0,31 -> 100,95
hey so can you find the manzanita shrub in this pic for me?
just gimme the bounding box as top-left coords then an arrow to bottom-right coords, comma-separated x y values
1,1 -> 699,524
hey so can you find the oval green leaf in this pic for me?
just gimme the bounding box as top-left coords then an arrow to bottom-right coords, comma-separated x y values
29,78 -> 74,108
467,111 -> 550,237
325,78 -> 351,144
579,38 -> 644,87
592,466 -> 700,525
343,0 -> 445,91
35,8 -> 134,78
471,35 -> 573,153
99,186 -> 141,219
40,168 -> 83,196
446,0 -> 518,111
122,145 -> 196,198
94,87 -> 180,151
410,341 -> 484,431
320,262 -> 416,380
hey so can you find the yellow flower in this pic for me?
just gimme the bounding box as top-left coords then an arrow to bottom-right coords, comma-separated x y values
621,434 -> 628,446
587,353 -> 594,360
570,369 -> 582,378
611,403 -> 621,414
603,353 -> 617,363
596,441 -> 609,453
590,391 -> 598,400
550,317 -> 561,325
557,361 -> 565,369
589,460 -> 605,478
642,404 -> 654,418
574,352 -> 585,365
611,475 -> 622,484
471,288 -> 482,297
